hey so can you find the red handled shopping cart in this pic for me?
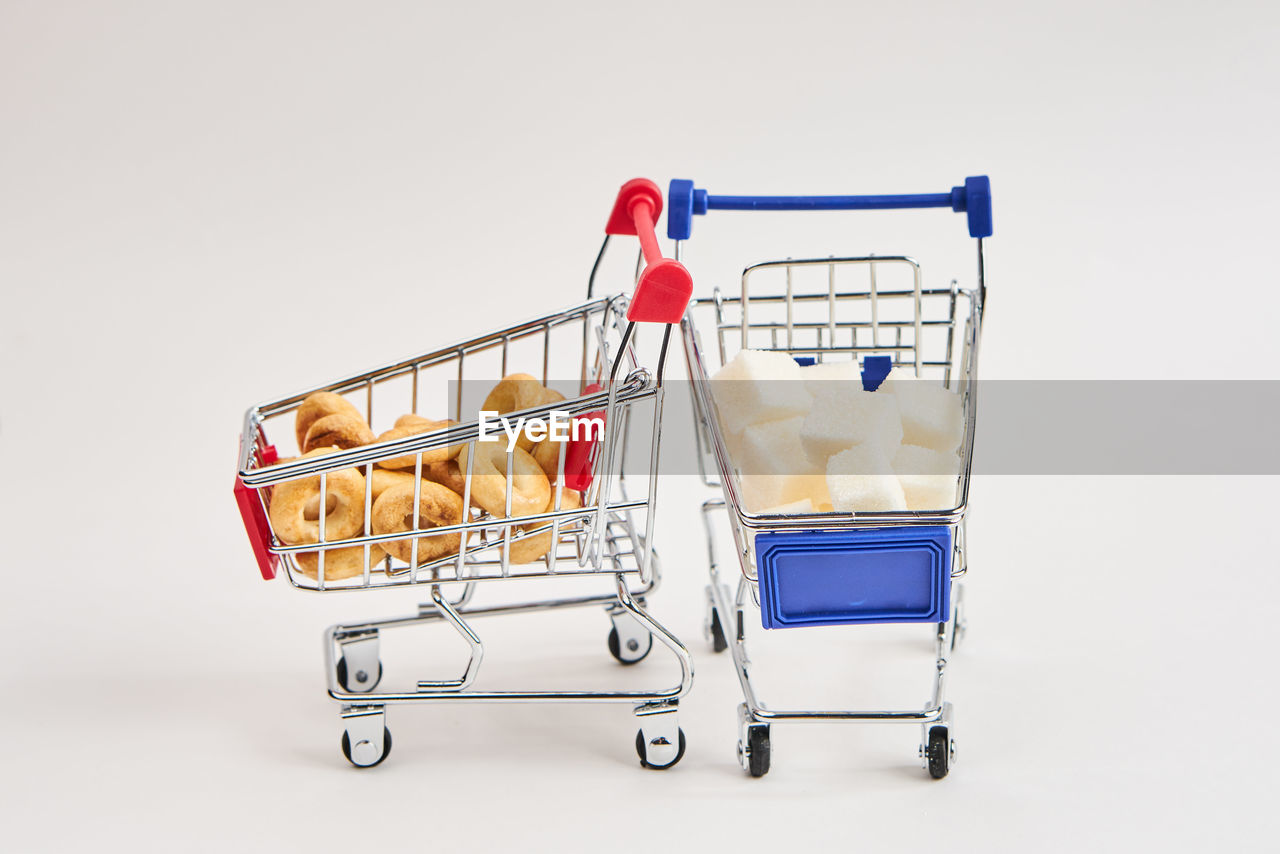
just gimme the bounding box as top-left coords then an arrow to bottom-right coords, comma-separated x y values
234,179 -> 696,768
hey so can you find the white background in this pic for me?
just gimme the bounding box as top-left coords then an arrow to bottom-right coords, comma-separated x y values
3,1 -> 1278,851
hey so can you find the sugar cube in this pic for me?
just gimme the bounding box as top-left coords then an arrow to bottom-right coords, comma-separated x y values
757,497 -> 815,516
800,359 -> 863,397
740,475 -> 830,512
882,368 -> 964,452
800,387 -> 903,465
736,415 -> 827,511
711,349 -> 813,437
892,444 -> 961,511
826,444 -> 907,512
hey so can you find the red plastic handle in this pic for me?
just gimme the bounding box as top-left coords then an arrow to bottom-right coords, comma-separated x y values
235,439 -> 280,580
604,178 -> 693,324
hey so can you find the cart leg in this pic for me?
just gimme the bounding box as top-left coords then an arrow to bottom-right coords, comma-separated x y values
634,702 -> 685,770
737,702 -> 771,778
341,706 -> 391,768
415,585 -> 484,691
704,585 -> 729,653
606,604 -> 653,665
950,583 -> 967,652
919,606 -> 957,778
334,629 -> 381,694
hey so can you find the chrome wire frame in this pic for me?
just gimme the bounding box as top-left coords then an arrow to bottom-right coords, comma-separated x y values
238,295 -> 659,591
237,278 -> 691,727
680,242 -> 985,742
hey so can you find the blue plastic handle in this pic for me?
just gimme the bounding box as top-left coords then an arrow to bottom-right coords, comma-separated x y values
667,176 -> 992,241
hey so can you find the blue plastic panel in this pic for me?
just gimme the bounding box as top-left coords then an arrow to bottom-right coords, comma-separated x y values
755,526 -> 952,629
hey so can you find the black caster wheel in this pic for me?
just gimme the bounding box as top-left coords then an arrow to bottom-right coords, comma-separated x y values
708,607 -> 729,654
635,728 -> 687,770
608,625 -> 653,665
336,657 -> 383,692
341,727 -> 392,768
926,725 -> 950,779
743,725 -> 771,777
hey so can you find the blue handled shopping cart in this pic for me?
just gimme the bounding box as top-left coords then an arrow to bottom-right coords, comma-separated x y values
677,176 -> 991,778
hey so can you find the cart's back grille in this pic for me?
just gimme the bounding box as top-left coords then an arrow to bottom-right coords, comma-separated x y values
710,256 -> 963,387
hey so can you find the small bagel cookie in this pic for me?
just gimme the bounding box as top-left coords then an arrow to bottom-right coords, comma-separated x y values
519,387 -> 565,452
505,489 -> 582,564
481,376 -> 564,451
295,392 -> 363,450
458,442 -> 551,518
303,413 -> 375,453
268,448 -> 367,545
530,388 -> 572,477
424,459 -> 467,496
370,469 -> 416,501
372,480 -> 466,565
374,417 -> 461,470
532,434 -> 566,479
370,468 -> 461,504
295,543 -> 386,580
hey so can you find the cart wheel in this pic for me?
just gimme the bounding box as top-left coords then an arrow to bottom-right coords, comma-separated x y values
336,657 -> 383,693
739,724 -> 771,778
635,727 -> 686,770
708,607 -> 729,654
926,725 -> 951,779
608,625 -> 653,665
341,727 -> 392,769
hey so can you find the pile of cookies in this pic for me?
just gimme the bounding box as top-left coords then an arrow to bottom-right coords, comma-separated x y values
269,375 -> 581,579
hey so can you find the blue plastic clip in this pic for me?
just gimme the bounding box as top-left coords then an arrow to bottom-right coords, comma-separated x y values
861,355 -> 893,391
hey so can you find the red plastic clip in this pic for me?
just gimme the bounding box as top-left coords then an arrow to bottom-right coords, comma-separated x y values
605,178 -> 694,324
234,439 -> 280,580
563,383 -> 605,491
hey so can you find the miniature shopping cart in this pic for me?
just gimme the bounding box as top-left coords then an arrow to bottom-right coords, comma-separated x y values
677,176 -> 991,779
234,179 -> 695,769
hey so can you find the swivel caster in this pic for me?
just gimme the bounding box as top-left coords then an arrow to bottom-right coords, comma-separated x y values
341,708 -> 391,768
920,702 -> 955,779
736,703 -> 770,777
335,629 -> 381,693
635,728 -> 686,770
923,725 -> 953,779
607,609 -> 653,665
738,725 -> 771,777
635,705 -> 685,769
336,657 -> 382,693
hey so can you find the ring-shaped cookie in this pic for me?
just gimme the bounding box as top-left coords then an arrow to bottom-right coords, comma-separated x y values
457,442 -> 550,518
268,448 -> 367,544
504,489 -> 582,564
303,413 -> 375,453
294,392 -> 363,450
371,480 -> 466,565
295,544 -> 386,580
374,417 -> 461,470
481,376 -> 564,451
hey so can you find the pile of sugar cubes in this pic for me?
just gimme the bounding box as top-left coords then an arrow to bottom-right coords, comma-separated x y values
710,350 -> 964,514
